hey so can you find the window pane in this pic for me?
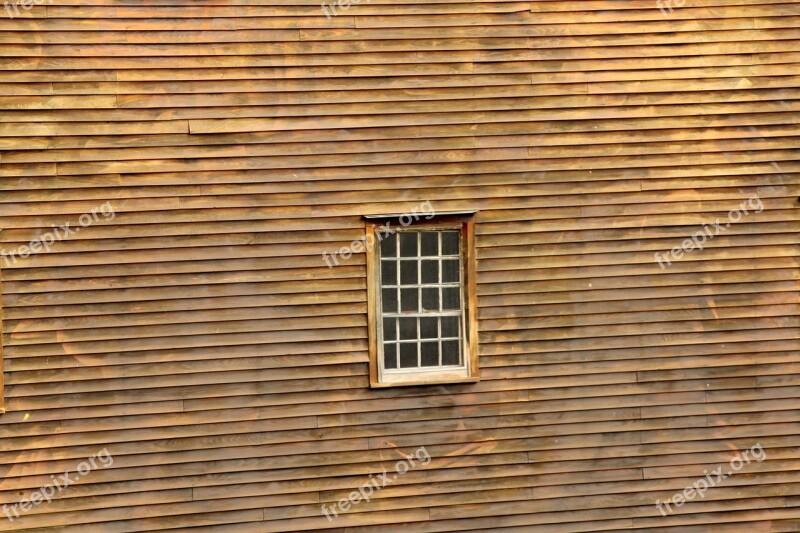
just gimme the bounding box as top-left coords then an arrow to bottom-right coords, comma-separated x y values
384,343 -> 398,369
400,260 -> 418,285
400,232 -> 418,257
442,259 -> 459,283
381,260 -> 397,285
442,287 -> 460,310
421,260 -> 438,284
421,342 -> 439,367
382,288 -> 398,313
376,226 -> 470,378
441,316 -> 459,338
442,340 -> 460,366
400,343 -> 418,368
422,288 -> 439,311
420,317 -> 438,339
421,232 -> 439,256
442,231 -> 460,255
383,317 -> 397,341
401,288 -> 418,312
399,317 -> 417,340
380,232 -> 397,257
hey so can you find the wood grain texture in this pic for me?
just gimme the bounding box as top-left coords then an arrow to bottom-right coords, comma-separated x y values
0,0 -> 798,531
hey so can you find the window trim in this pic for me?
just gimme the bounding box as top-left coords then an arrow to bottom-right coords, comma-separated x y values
365,213 -> 479,388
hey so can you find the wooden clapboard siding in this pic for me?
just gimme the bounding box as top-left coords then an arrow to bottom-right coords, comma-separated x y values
0,0 -> 798,531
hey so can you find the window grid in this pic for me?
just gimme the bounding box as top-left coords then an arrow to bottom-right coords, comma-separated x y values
378,229 -> 464,373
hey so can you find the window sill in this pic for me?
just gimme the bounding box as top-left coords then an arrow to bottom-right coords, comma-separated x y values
370,375 -> 480,389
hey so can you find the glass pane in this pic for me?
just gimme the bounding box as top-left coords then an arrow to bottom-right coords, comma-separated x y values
382,288 -> 398,313
400,232 -> 418,257
442,231 -> 460,255
399,317 -> 417,340
442,260 -> 460,283
442,340 -> 460,366
381,260 -> 397,285
383,317 -> 397,341
400,343 -> 418,368
422,288 -> 439,312
421,232 -> 439,256
442,287 -> 460,310
380,232 -> 397,257
401,288 -> 418,312
420,317 -> 438,339
441,316 -> 459,338
421,342 -> 439,367
421,260 -> 438,284
400,260 -> 418,285
379,226 -> 466,373
384,343 -> 398,369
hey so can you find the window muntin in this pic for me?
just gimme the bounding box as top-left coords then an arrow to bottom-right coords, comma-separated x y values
378,229 -> 465,373
366,215 -> 478,387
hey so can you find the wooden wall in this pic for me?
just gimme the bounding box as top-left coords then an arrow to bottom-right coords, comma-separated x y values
1,0 -> 799,531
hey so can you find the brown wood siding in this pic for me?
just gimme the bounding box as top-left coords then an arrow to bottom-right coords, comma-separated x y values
0,1 -> 799,531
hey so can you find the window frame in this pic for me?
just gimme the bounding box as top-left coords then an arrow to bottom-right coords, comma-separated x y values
365,213 -> 479,388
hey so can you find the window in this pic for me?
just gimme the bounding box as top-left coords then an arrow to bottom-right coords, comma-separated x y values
365,213 -> 478,387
